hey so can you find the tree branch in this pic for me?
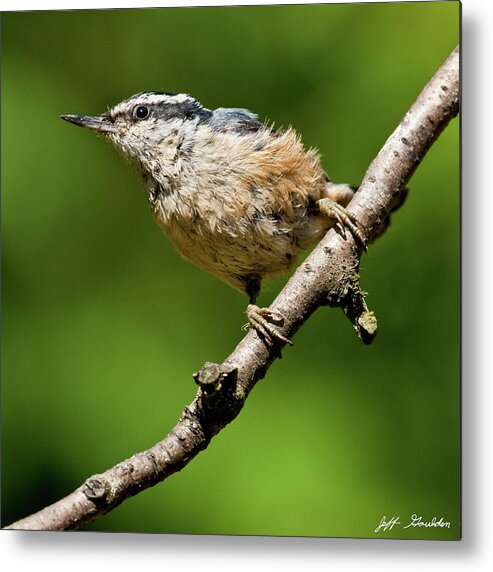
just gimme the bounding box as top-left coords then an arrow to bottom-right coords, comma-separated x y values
5,45 -> 459,531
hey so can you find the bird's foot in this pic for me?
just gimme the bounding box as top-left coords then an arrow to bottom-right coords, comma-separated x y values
245,304 -> 293,346
318,197 -> 367,250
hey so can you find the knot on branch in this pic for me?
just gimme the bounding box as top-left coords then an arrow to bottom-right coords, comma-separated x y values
84,475 -> 116,505
193,361 -> 237,393
193,362 -> 242,437
327,274 -> 378,345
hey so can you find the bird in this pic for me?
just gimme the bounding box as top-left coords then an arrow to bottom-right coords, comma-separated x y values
61,91 -> 365,346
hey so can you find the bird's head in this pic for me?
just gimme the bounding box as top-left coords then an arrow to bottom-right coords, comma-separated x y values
61,91 -> 212,175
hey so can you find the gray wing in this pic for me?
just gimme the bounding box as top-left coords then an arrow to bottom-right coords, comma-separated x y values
208,107 -> 265,133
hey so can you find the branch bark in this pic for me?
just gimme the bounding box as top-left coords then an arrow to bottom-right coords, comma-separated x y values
5,45 -> 459,531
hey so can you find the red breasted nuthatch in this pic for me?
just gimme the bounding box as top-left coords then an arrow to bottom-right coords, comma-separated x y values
62,92 -> 365,345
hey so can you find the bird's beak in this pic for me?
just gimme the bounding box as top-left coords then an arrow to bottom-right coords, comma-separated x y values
60,114 -> 116,134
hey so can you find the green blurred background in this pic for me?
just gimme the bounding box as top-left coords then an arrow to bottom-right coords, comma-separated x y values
1,2 -> 459,538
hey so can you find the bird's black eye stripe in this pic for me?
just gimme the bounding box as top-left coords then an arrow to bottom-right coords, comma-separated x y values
134,105 -> 149,120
